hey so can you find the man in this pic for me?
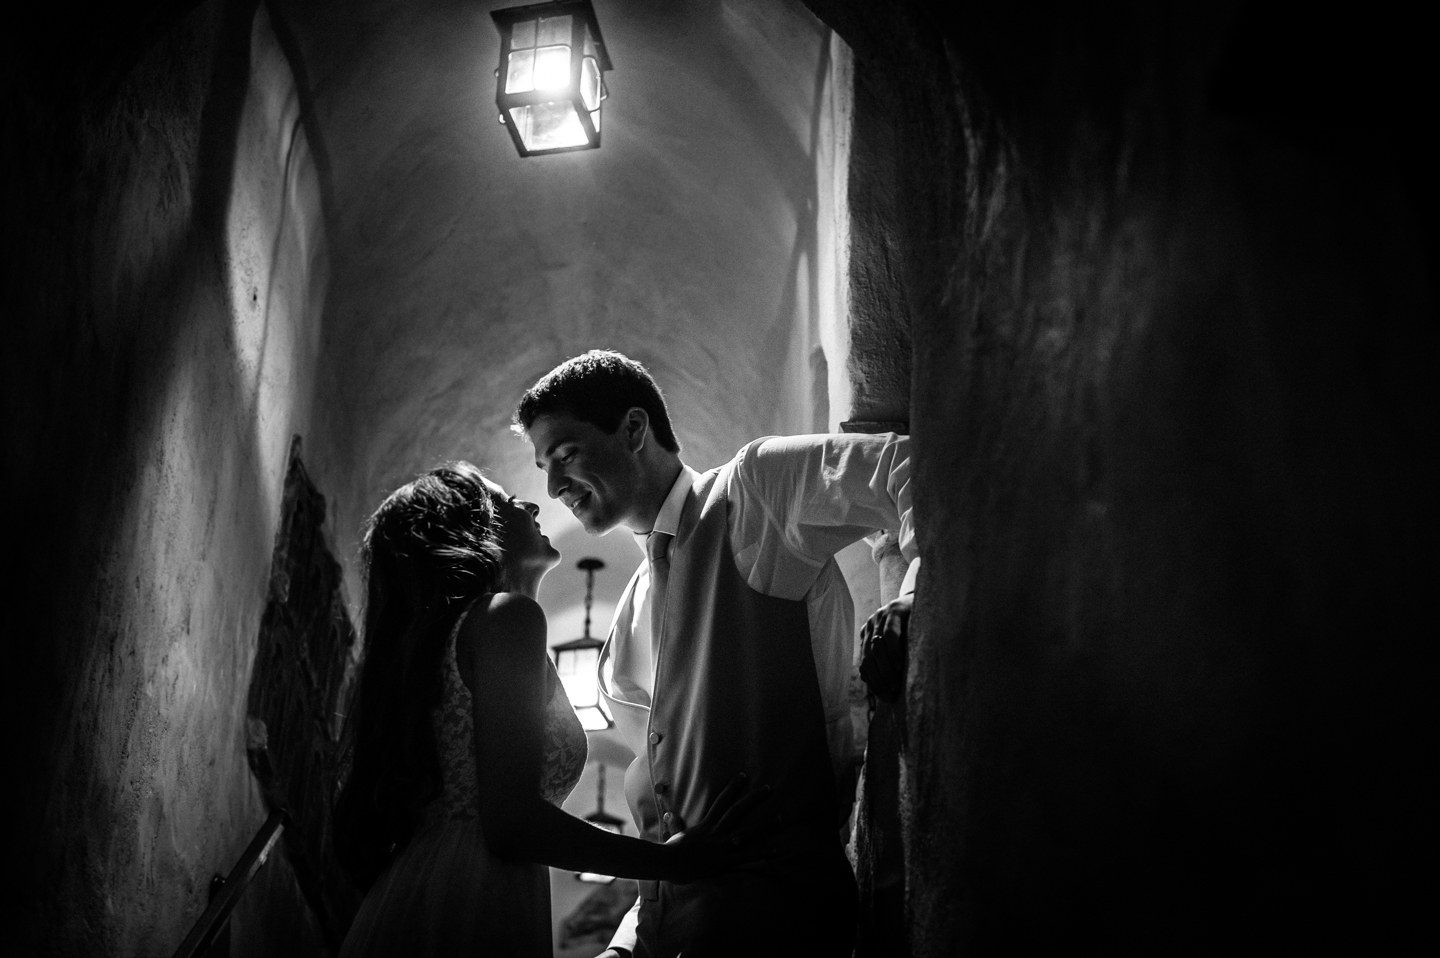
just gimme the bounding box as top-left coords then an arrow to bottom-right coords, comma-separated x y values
515,350 -> 917,957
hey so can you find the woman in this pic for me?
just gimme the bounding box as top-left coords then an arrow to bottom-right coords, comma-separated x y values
334,462 -> 763,955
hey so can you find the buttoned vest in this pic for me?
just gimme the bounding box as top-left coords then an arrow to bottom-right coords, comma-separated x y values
597,466 -> 837,848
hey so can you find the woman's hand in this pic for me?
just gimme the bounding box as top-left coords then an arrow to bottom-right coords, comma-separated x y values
662,773 -> 773,884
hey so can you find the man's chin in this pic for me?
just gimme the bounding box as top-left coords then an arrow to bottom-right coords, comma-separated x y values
573,508 -> 617,536
579,516 -> 614,536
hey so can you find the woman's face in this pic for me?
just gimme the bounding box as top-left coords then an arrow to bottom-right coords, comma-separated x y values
483,477 -> 561,576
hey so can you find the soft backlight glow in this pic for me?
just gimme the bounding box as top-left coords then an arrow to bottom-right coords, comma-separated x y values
505,15 -> 573,93
575,704 -> 613,732
558,644 -> 600,709
577,871 -> 616,884
534,45 -> 572,90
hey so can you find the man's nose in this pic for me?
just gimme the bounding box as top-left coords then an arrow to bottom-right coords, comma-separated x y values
545,467 -> 565,500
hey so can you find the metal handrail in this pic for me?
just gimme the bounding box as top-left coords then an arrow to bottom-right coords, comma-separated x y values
171,808 -> 289,958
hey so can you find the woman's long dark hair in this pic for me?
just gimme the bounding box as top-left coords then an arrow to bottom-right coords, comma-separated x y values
333,462 -> 504,889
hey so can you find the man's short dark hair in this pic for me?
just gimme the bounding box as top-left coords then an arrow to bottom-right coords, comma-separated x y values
514,350 -> 681,453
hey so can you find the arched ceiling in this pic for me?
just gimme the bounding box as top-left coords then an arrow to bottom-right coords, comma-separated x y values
275,0 -> 845,626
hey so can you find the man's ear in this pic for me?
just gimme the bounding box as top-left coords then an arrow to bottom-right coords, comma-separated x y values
622,407 -> 650,453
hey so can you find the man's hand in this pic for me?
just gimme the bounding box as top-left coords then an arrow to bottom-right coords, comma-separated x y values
859,593 -> 912,703
663,773 -> 774,883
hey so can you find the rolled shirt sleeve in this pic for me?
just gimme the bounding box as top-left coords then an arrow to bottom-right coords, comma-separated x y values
724,432 -> 915,782
730,432 -> 916,599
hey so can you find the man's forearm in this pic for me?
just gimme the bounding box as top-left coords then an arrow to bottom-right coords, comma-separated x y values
900,556 -> 920,597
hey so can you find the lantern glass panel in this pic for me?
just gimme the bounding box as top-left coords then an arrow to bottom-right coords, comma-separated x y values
557,644 -> 601,709
536,14 -> 571,46
534,45 -> 573,91
580,55 -> 601,111
508,101 -> 589,151
511,18 -> 536,47
505,48 -> 535,93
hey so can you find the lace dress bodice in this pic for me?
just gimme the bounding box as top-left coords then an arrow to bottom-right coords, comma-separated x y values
341,603 -> 579,956
426,604 -> 588,826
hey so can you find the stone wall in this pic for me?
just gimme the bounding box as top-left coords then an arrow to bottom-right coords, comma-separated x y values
2,1 -> 331,952
811,0 -> 1434,952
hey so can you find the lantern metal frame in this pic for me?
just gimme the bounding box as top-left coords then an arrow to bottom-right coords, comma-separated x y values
552,557 -> 614,731
491,0 -> 613,157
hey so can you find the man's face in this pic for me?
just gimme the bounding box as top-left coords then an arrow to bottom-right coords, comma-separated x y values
527,412 -> 643,535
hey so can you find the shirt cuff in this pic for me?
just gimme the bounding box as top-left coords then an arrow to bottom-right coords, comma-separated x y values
608,894 -> 642,953
900,557 -> 920,598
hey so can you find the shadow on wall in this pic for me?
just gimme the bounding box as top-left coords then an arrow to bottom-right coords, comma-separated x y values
2,0 -> 332,952
246,437 -> 361,950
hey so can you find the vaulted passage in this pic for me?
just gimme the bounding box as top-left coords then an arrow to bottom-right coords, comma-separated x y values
3,0 -> 1431,955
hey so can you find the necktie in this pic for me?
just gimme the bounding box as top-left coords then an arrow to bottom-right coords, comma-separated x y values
646,531 -> 673,668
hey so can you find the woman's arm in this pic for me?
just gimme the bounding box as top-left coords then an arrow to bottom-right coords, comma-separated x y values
457,593 -> 762,882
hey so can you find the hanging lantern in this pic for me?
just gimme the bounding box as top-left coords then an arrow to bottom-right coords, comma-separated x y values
553,557 -> 614,731
491,0 -> 612,156
577,764 -> 626,884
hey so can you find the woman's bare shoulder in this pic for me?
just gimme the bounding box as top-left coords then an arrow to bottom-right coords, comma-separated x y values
457,592 -> 547,651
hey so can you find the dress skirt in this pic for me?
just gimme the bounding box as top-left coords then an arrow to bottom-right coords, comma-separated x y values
338,818 -> 553,958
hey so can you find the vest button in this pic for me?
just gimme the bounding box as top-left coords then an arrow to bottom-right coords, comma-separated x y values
648,731 -> 662,745
654,782 -> 669,794
663,812 -> 673,824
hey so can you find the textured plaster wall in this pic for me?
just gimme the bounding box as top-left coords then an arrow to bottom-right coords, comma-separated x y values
812,1 -> 1434,952
3,0 -> 330,952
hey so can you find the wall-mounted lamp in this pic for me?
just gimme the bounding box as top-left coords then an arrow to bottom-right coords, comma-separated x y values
576,763 -> 625,884
491,0 -> 612,156
552,557 -> 614,731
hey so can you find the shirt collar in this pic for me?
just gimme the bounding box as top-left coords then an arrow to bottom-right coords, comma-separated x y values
633,464 -> 698,553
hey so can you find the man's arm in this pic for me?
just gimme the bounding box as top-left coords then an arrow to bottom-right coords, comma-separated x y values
732,432 -> 921,700
731,431 -> 917,583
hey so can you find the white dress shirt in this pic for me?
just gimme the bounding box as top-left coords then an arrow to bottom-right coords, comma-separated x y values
602,432 -> 917,778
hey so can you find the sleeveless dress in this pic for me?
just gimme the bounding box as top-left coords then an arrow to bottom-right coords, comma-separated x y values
339,604 -> 588,956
